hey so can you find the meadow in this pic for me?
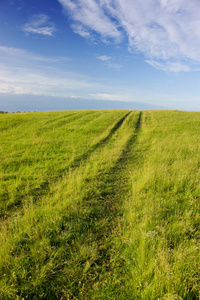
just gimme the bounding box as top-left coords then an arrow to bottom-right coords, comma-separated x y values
0,110 -> 199,299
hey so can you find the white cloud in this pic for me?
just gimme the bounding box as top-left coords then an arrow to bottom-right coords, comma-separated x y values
22,14 -> 56,36
58,0 -> 122,42
0,45 -> 70,64
96,55 -> 111,61
96,54 -> 122,69
146,60 -> 191,72
0,46 -> 138,103
0,46 -> 199,111
0,46 -> 100,97
71,24 -> 91,38
58,0 -> 200,71
90,93 -> 131,101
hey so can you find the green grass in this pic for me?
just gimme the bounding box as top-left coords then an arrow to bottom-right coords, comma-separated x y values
0,110 -> 129,218
0,110 -> 199,299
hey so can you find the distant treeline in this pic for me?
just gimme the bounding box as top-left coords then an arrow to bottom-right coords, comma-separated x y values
0,111 -> 24,114
0,111 -> 8,114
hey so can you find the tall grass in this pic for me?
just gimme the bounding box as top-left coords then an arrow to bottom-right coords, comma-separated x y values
0,110 -> 136,299
0,110 -> 128,218
111,110 -> 200,299
0,110 -> 199,299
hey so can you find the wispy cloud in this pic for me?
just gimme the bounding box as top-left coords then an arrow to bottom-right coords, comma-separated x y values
0,46 -> 70,64
96,55 -> 111,61
146,60 -> 191,72
0,46 -> 141,103
90,93 -> 131,101
58,0 -> 122,42
22,14 -> 56,36
0,46 -> 99,97
96,55 -> 122,69
58,0 -> 200,71
0,46 -> 199,111
71,24 -> 91,38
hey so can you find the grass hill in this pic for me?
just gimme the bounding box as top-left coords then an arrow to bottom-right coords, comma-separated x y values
0,110 -> 199,299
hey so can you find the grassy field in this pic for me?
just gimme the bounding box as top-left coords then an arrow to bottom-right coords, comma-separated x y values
0,110 -> 199,299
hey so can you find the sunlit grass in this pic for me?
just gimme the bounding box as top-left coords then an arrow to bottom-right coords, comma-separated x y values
113,111 -> 200,299
0,110 -> 128,218
0,110 -> 199,299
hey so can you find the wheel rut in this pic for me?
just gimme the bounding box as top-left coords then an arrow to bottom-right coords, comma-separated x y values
62,111 -> 143,298
0,111 -> 143,299
0,111 -> 131,220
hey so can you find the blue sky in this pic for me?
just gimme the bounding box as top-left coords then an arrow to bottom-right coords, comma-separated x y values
0,0 -> 200,111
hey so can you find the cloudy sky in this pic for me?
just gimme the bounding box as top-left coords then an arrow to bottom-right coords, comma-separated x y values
0,0 -> 200,111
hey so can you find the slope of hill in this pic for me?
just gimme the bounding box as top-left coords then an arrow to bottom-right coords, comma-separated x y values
0,110 -> 199,299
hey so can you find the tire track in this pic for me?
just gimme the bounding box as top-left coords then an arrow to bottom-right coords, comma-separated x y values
87,112 -> 143,296
0,111 -> 141,299
41,111 -> 93,128
70,111 -> 131,168
0,111 -> 131,220
57,111 -> 142,299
